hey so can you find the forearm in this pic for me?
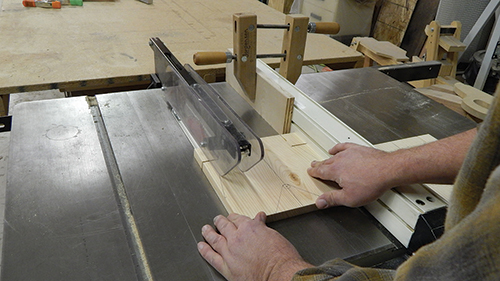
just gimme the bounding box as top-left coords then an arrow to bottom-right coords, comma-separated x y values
307,128 -> 477,208
386,128 -> 477,187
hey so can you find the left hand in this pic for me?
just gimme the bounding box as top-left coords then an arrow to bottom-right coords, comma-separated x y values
198,212 -> 312,281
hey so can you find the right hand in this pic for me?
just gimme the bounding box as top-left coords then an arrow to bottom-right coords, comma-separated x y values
307,143 -> 398,208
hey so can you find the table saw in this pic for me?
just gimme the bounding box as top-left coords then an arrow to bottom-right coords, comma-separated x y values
1,36 -> 476,280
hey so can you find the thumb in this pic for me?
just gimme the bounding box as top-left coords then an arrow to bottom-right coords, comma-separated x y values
316,190 -> 344,209
254,211 -> 267,223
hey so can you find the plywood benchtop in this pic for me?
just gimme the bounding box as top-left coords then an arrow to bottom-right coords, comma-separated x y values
0,0 -> 363,95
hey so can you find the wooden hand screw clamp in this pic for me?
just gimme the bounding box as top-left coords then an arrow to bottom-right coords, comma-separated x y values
193,13 -> 340,100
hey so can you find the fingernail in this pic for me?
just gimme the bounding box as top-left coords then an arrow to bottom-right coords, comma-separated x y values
202,225 -> 209,233
316,199 -> 328,209
197,242 -> 204,250
213,215 -> 219,224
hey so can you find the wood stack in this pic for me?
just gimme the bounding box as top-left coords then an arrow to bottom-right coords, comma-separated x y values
415,82 -> 492,122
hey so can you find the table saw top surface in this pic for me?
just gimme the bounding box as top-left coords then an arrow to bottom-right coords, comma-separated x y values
1,68 -> 477,279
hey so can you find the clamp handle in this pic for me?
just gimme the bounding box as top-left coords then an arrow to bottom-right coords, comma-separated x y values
308,22 -> 340,35
193,51 -> 234,65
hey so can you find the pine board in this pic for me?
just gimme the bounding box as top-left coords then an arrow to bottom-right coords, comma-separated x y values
195,133 -> 337,222
0,0 -> 363,95
198,132 -> 454,222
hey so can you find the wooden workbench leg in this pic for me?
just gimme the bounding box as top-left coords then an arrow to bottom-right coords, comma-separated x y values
0,95 -> 9,116
364,56 -> 374,67
449,21 -> 462,78
423,21 -> 441,87
279,14 -> 309,84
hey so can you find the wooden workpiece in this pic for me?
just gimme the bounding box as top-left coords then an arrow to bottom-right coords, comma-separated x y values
197,131 -> 453,224
415,82 -> 492,122
0,0 -> 363,98
195,132 -> 334,222
454,83 -> 493,120
350,37 -> 409,67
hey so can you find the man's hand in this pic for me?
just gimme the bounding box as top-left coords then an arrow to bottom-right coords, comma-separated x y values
198,212 -> 312,281
307,143 -> 398,208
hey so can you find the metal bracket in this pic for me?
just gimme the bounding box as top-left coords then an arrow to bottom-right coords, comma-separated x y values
0,116 -> 12,132
135,0 -> 152,4
407,207 -> 446,253
378,61 -> 442,82
148,74 -> 162,89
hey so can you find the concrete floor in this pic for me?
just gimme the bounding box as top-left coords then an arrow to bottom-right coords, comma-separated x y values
0,90 -> 65,275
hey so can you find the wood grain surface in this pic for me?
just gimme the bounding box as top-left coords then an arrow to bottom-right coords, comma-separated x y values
0,0 -> 363,94
196,133 -> 337,222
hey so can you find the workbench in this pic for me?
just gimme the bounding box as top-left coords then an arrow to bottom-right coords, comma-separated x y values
1,67 -> 476,280
0,0 -> 363,97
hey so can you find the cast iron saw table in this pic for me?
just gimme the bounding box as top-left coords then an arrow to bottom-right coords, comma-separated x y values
1,67 -> 476,280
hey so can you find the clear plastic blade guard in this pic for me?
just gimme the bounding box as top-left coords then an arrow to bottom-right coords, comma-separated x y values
150,37 -> 264,176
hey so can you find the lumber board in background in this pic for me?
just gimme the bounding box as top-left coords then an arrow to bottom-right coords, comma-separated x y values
373,0 -> 418,46
195,133 -> 336,222
400,0 -> 439,57
268,0 -> 294,14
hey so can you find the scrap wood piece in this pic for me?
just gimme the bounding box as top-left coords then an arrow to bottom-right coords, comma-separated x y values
439,36 -> 466,53
353,37 -> 408,60
454,83 -> 493,120
400,0 -> 440,58
195,133 -> 338,222
351,37 -> 409,66
414,87 -> 466,117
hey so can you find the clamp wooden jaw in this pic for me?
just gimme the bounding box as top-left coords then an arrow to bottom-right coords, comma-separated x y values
193,13 -> 340,100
